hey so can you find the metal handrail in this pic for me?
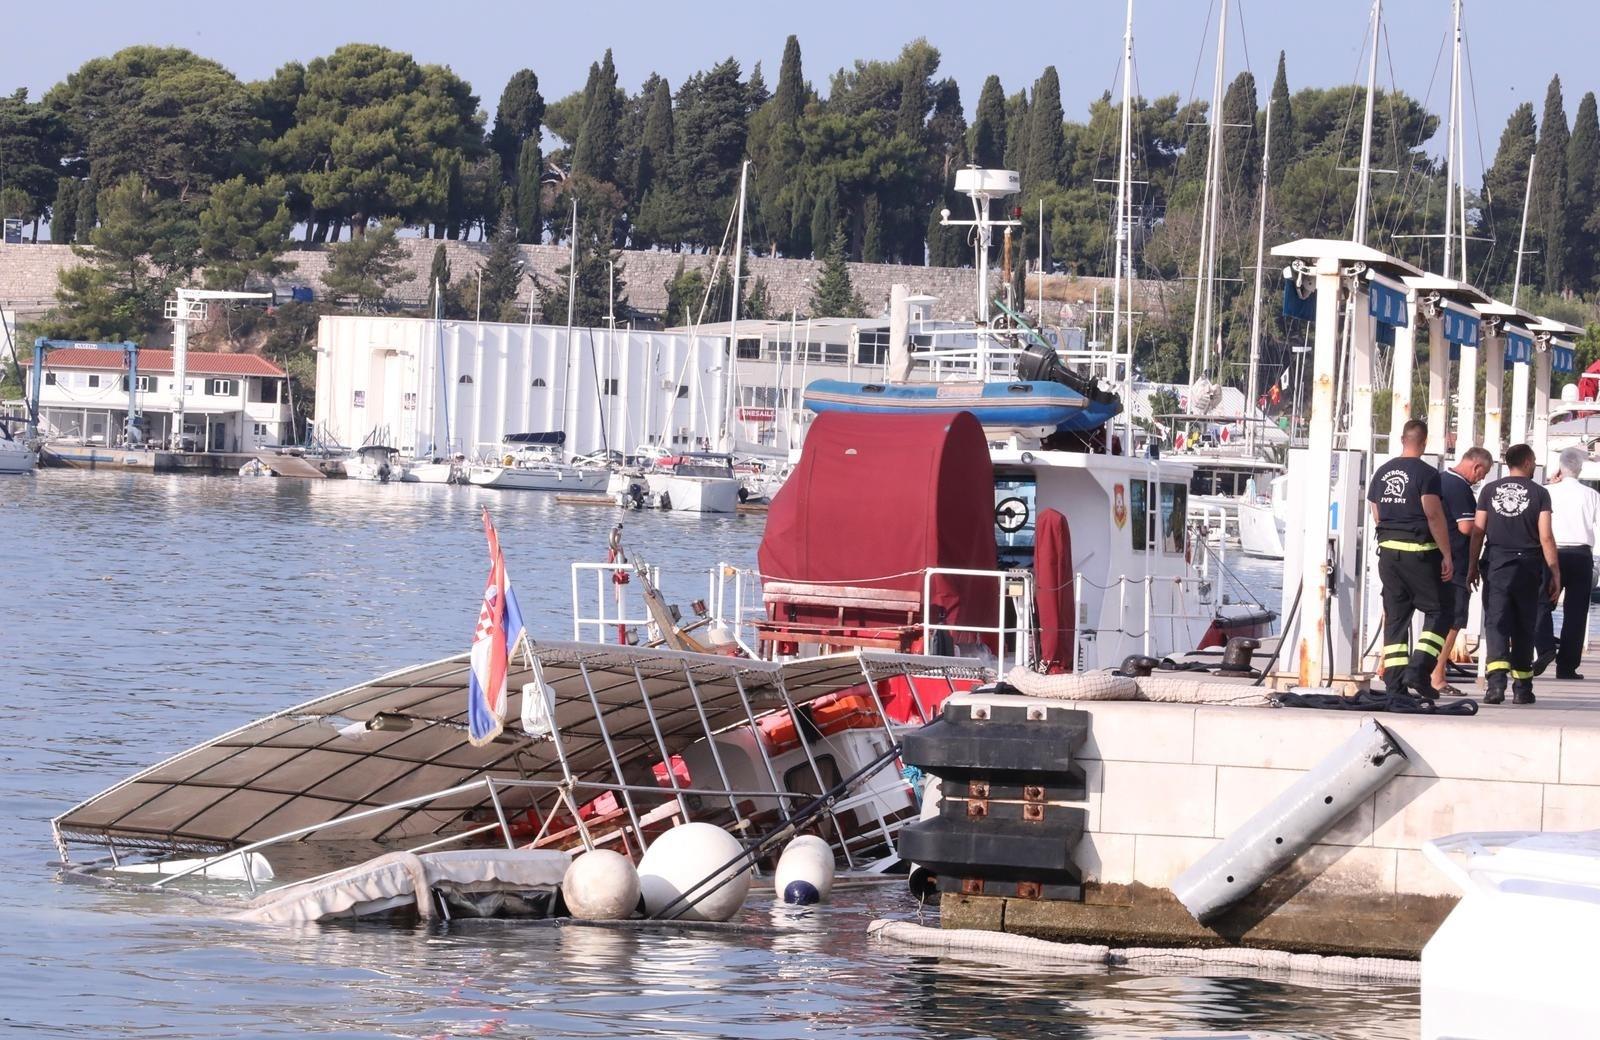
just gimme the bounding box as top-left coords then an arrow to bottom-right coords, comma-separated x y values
921,567 -> 1034,672
570,561 -> 659,644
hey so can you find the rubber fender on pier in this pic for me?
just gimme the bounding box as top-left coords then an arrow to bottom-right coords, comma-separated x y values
900,698 -> 1088,782
1170,716 -> 1407,924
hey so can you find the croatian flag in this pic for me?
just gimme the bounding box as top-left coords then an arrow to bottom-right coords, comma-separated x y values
468,509 -> 527,746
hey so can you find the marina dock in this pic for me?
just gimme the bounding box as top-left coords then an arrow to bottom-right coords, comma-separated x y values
937,663 -> 1600,957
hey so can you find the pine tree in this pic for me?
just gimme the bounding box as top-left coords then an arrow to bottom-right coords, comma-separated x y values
515,137 -> 542,244
540,249 -> 626,327
862,195 -> 884,263
489,69 -> 546,179
810,227 -> 863,317
478,210 -> 524,322
1482,103 -> 1537,289
572,50 -> 621,185
970,76 -> 1007,169
771,35 -> 805,125
1266,52 -> 1294,186
746,62 -> 769,111
1534,75 -> 1570,292
1566,92 -> 1600,292
896,47 -> 932,140
52,177 -> 78,243
323,219 -> 414,312
1023,67 -> 1066,192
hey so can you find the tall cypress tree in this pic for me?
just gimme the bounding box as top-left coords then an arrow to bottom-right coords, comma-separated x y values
52,177 -> 78,243
515,138 -> 542,244
572,51 -> 621,185
1482,103 -> 1537,289
490,69 -> 545,180
1266,52 -> 1294,186
1534,75 -> 1570,292
862,194 -> 884,263
75,175 -> 97,239
1221,71 -> 1261,196
1002,91 -> 1030,177
896,50 -> 931,140
1566,92 -> 1600,292
809,180 -> 839,260
970,76 -> 1007,169
771,35 -> 804,125
427,242 -> 451,310
1022,67 -> 1066,192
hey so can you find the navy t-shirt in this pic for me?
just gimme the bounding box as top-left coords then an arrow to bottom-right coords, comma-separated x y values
1477,476 -> 1551,552
1368,456 -> 1442,540
1439,469 -> 1477,579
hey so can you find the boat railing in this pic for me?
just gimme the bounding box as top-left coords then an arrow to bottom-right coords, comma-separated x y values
709,562 -> 766,655
922,567 -> 1034,673
571,561 -> 663,644
1069,571 -> 1220,664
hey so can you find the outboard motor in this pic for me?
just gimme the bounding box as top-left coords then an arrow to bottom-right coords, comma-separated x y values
1014,340 -> 1122,409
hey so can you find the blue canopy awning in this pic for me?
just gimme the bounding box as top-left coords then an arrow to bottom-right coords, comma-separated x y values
1443,307 -> 1480,361
1282,281 -> 1317,322
1367,280 -> 1409,326
1555,344 -> 1577,373
1506,330 -> 1534,364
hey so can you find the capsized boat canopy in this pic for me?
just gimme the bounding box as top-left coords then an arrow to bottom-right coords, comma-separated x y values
53,641 -> 982,858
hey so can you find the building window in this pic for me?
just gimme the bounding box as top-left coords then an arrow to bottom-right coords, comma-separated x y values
675,385 -> 689,399
603,378 -> 619,396
44,372 -> 56,385
735,338 -> 761,360
86,374 -> 101,388
857,333 -> 889,366
458,374 -> 474,384
402,392 -> 417,410
207,378 -> 235,396
253,423 -> 268,436
531,377 -> 547,387
353,390 -> 366,408
121,375 -> 153,392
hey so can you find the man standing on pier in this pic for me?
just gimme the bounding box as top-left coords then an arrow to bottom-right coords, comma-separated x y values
1534,446 -> 1600,680
1368,419 -> 1454,699
1430,447 -> 1494,696
1469,443 -> 1560,705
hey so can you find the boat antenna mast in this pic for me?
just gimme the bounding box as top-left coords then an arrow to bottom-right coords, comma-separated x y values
1352,0 -> 1381,245
941,166 -> 1021,378
718,160 -> 750,454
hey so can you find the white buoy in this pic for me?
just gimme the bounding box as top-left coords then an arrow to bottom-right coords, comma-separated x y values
637,822 -> 751,922
562,849 -> 641,921
774,835 -> 835,905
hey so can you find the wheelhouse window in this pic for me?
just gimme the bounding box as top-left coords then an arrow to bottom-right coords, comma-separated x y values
1130,480 -> 1151,551
993,473 -> 1039,569
1159,483 -> 1188,555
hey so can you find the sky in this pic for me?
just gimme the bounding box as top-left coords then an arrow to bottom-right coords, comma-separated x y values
8,0 -> 1591,185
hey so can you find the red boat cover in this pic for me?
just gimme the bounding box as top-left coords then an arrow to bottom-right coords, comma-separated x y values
1033,507 -> 1075,673
760,411 -> 999,644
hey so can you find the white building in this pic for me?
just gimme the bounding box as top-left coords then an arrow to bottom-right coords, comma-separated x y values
19,347 -> 290,451
314,316 -> 739,459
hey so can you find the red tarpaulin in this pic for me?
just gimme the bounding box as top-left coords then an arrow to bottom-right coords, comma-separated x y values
1033,507 -> 1075,673
759,410 -> 998,646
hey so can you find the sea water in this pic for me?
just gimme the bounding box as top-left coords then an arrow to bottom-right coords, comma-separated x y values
0,472 -> 1416,1038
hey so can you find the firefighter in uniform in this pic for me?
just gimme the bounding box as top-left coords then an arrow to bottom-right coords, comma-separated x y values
1469,443 -> 1560,705
1367,419 -> 1454,698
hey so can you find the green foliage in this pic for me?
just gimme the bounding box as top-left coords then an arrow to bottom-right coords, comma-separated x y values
45,47 -> 262,199
628,77 -> 676,249
970,76 -> 1007,169
743,276 -> 771,321
1534,76 -> 1571,293
809,228 -> 862,317
0,89 -> 69,220
666,58 -> 749,248
321,219 -> 415,311
1023,67 -> 1066,196
572,50 -> 621,184
541,247 -> 626,327
1567,93 -> 1600,291
275,44 -> 483,231
478,210 -> 526,322
46,174 -> 198,340
74,175 -> 97,238
428,243 -> 451,309
1480,102 -> 1537,290
1266,53 -> 1294,187
198,175 -> 292,289
514,138 -> 543,244
52,177 -> 78,242
490,69 -> 545,176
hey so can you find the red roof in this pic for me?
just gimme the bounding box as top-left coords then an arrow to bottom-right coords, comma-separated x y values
25,348 -> 284,378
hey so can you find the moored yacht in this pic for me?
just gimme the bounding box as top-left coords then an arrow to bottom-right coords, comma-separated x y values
0,416 -> 37,475
644,452 -> 742,513
468,432 -> 609,493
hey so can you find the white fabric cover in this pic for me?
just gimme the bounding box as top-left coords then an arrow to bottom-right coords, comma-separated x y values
1003,667 -> 1271,706
235,848 -> 570,925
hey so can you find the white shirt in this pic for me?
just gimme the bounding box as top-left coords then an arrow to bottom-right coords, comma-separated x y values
1545,477 -> 1600,548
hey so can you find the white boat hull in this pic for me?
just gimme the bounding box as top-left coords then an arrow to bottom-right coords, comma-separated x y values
646,473 -> 740,513
1236,499 -> 1286,558
469,465 -> 610,493
0,441 -> 37,474
406,461 -> 468,484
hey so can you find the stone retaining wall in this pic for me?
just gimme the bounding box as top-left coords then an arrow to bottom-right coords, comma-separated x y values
0,239 -> 1172,324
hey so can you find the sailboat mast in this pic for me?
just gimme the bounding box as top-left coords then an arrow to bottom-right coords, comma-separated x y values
719,161 -> 750,451
1444,0 -> 1462,277
1109,0 -> 1134,362
1246,100 -> 1272,454
1453,0 -> 1469,276
1195,0 -> 1229,380
1353,0 -> 1381,244
1512,151 -> 1536,307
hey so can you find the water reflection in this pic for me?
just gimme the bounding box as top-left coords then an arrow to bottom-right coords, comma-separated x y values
1,471 -> 1405,1038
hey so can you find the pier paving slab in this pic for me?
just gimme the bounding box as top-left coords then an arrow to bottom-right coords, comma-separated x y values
1074,702 -> 1197,763
1540,782 -> 1600,831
